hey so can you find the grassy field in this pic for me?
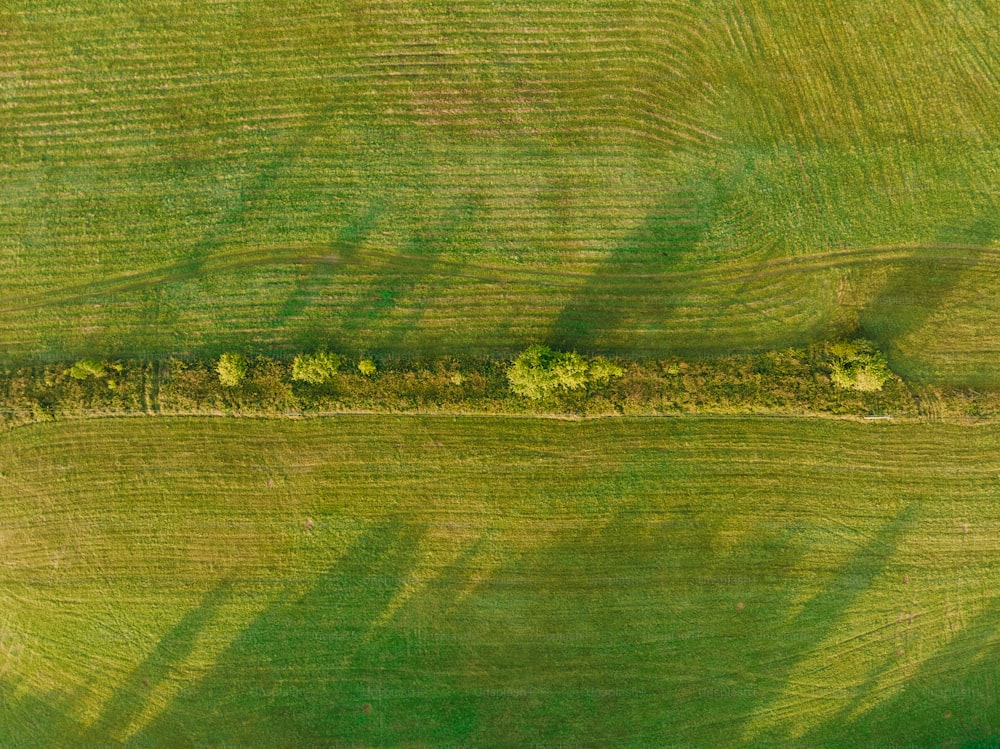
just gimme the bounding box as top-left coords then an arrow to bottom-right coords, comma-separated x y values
2,1 -> 1000,383
1,415 -> 998,747
4,2 -> 1000,746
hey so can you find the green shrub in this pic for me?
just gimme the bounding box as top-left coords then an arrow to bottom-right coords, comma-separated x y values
507,345 -> 559,399
216,353 -> 248,387
67,359 -> 106,380
358,358 -> 377,376
827,340 -> 892,392
588,357 -> 624,383
551,351 -> 589,390
292,352 -> 341,385
507,345 -> 595,399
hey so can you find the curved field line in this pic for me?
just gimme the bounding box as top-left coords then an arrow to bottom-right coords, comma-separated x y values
351,242 -> 999,288
0,247 -> 342,315
0,242 -> 995,317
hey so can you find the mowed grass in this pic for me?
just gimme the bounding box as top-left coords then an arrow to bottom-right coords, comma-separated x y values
2,1 -> 1000,381
0,415 -> 998,746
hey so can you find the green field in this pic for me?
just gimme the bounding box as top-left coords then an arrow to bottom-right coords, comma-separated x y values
5,1 -> 1000,746
2,1 -> 1000,383
1,416 -> 998,747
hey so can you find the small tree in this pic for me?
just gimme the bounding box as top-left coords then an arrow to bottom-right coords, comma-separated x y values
67,358 -> 105,380
216,353 -> 248,387
827,340 -> 892,392
358,358 -> 377,376
507,345 -> 593,399
507,345 -> 560,399
551,351 -> 589,390
292,352 -> 341,385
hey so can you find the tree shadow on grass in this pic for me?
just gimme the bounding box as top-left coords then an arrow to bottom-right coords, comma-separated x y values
0,679 -> 89,749
408,452 -> 921,747
858,216 -> 998,382
547,186 -> 718,355
1,518 -> 430,748
735,502 -> 919,746
328,195 -> 480,357
129,516 -> 429,747
858,256 -> 979,381
117,454 -> 925,748
80,580 -> 234,745
803,590 -> 1000,747
6,488 -> 991,748
269,200 -> 386,352
0,586 -> 233,749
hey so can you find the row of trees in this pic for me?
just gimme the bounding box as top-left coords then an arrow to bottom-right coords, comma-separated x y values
506,340 -> 892,399
216,352 -> 376,387
213,347 -> 626,397
65,340 -> 891,400
0,339 -> 922,433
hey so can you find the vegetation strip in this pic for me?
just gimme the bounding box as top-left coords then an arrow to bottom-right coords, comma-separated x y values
2,341 -> 998,431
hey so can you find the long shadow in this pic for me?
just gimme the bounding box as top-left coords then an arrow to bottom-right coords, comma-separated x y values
270,201 -> 386,353
4,462 -> 978,748
0,678 -> 89,749
82,580 -> 233,744
109,446 -> 919,748
426,470 -> 743,745
859,216 -> 998,381
733,502 -> 919,746
129,516 -> 427,747
330,196 -> 480,356
178,78 -> 361,270
421,475 -> 918,746
0,584 -> 231,749
802,590 -> 1000,747
367,196 -> 483,356
547,184 -> 719,355
378,457 -> 800,745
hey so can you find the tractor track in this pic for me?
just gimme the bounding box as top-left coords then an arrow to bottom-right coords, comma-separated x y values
0,242 -> 994,317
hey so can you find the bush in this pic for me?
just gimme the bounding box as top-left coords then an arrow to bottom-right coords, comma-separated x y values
507,345 -> 595,399
551,351 -> 589,390
358,358 -> 377,376
827,340 -> 892,392
216,353 -> 248,387
67,359 -> 105,380
292,352 -> 341,385
507,345 -> 559,399
588,357 -> 624,383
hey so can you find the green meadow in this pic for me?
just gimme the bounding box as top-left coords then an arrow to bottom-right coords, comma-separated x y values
4,0 -> 1000,745
1,416 -> 998,747
1,1 -> 999,383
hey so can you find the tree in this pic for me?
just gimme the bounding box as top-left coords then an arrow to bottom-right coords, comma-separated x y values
827,340 -> 892,392
67,359 -> 105,380
216,353 -> 248,387
358,358 -> 377,376
507,345 -> 559,399
507,345 -> 593,399
551,351 -> 589,390
292,352 -> 341,385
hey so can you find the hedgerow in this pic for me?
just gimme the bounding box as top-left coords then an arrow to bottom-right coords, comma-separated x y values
1,342 -> 999,430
